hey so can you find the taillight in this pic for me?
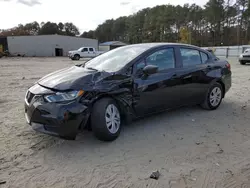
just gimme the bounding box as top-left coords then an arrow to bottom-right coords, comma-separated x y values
225,62 -> 231,71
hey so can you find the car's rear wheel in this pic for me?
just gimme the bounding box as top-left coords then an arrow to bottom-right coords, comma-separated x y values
201,83 -> 223,110
91,98 -> 122,141
73,54 -> 80,60
240,60 -> 246,65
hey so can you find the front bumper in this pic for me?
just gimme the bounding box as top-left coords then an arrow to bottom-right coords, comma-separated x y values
24,87 -> 89,139
239,57 -> 250,62
68,53 -> 77,59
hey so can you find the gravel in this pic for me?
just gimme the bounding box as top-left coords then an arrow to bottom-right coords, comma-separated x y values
1,57 -> 250,188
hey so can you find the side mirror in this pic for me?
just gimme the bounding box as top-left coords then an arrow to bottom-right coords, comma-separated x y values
143,65 -> 158,75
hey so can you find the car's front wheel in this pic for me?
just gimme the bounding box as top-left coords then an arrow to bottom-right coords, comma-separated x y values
240,60 -> 246,65
72,54 -> 80,60
201,83 -> 223,110
91,98 -> 122,141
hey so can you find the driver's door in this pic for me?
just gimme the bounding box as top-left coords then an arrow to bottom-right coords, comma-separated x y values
81,47 -> 90,57
132,47 -> 182,116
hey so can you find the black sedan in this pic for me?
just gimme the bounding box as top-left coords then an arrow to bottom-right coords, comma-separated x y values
24,43 -> 232,141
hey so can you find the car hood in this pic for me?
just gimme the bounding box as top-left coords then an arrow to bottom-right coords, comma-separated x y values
68,50 -> 78,54
37,66 -> 110,91
242,52 -> 250,55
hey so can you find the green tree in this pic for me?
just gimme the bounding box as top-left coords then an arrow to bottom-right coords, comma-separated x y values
23,21 -> 40,35
204,0 -> 225,45
38,22 -> 60,35
64,22 -> 80,36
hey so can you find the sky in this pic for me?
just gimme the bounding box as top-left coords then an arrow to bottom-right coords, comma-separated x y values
0,0 -> 208,33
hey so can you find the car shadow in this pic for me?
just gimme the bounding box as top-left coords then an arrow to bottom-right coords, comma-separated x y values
36,99 -> 247,157
20,98 -> 250,187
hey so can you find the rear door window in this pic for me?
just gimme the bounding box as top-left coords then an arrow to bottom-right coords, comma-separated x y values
89,48 -> 94,52
180,48 -> 202,67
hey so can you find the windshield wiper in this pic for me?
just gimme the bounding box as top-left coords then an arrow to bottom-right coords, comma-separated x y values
75,63 -> 83,67
86,67 -> 98,71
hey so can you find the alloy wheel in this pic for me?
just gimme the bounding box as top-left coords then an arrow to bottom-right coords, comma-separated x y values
105,104 -> 121,134
209,87 -> 222,107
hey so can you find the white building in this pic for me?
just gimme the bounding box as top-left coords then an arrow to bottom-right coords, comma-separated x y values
99,41 -> 127,52
6,35 -> 98,57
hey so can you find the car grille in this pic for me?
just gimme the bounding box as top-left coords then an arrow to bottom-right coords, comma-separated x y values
243,55 -> 250,58
26,91 -> 35,104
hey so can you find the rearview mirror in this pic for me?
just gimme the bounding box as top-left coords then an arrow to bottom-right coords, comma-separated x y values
143,65 -> 158,75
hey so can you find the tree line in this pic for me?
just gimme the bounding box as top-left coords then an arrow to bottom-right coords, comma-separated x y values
1,0 -> 250,47
0,22 -> 80,37
82,0 -> 250,46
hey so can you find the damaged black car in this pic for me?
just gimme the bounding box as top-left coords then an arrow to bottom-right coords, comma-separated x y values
24,43 -> 232,141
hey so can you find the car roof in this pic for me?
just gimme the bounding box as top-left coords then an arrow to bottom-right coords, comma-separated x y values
126,42 -> 198,48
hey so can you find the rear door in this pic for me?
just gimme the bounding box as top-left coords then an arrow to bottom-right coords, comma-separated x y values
132,47 -> 183,116
88,47 -> 95,57
177,46 -> 213,105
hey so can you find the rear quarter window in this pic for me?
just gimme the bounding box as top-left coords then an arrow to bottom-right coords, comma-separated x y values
200,52 -> 209,64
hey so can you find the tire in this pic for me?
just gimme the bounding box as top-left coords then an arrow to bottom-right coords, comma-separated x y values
201,82 -> 223,110
240,60 -> 246,65
73,54 -> 80,61
91,98 -> 122,141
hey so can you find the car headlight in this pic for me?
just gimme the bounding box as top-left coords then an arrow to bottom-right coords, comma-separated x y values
239,54 -> 243,58
44,90 -> 84,102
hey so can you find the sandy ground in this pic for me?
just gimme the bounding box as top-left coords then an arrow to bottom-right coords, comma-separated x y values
0,57 -> 250,188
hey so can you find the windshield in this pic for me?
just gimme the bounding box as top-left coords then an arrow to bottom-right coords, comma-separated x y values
244,49 -> 250,53
77,47 -> 83,51
84,45 -> 151,72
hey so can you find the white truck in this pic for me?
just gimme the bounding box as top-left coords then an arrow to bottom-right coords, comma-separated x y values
68,47 -> 104,60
